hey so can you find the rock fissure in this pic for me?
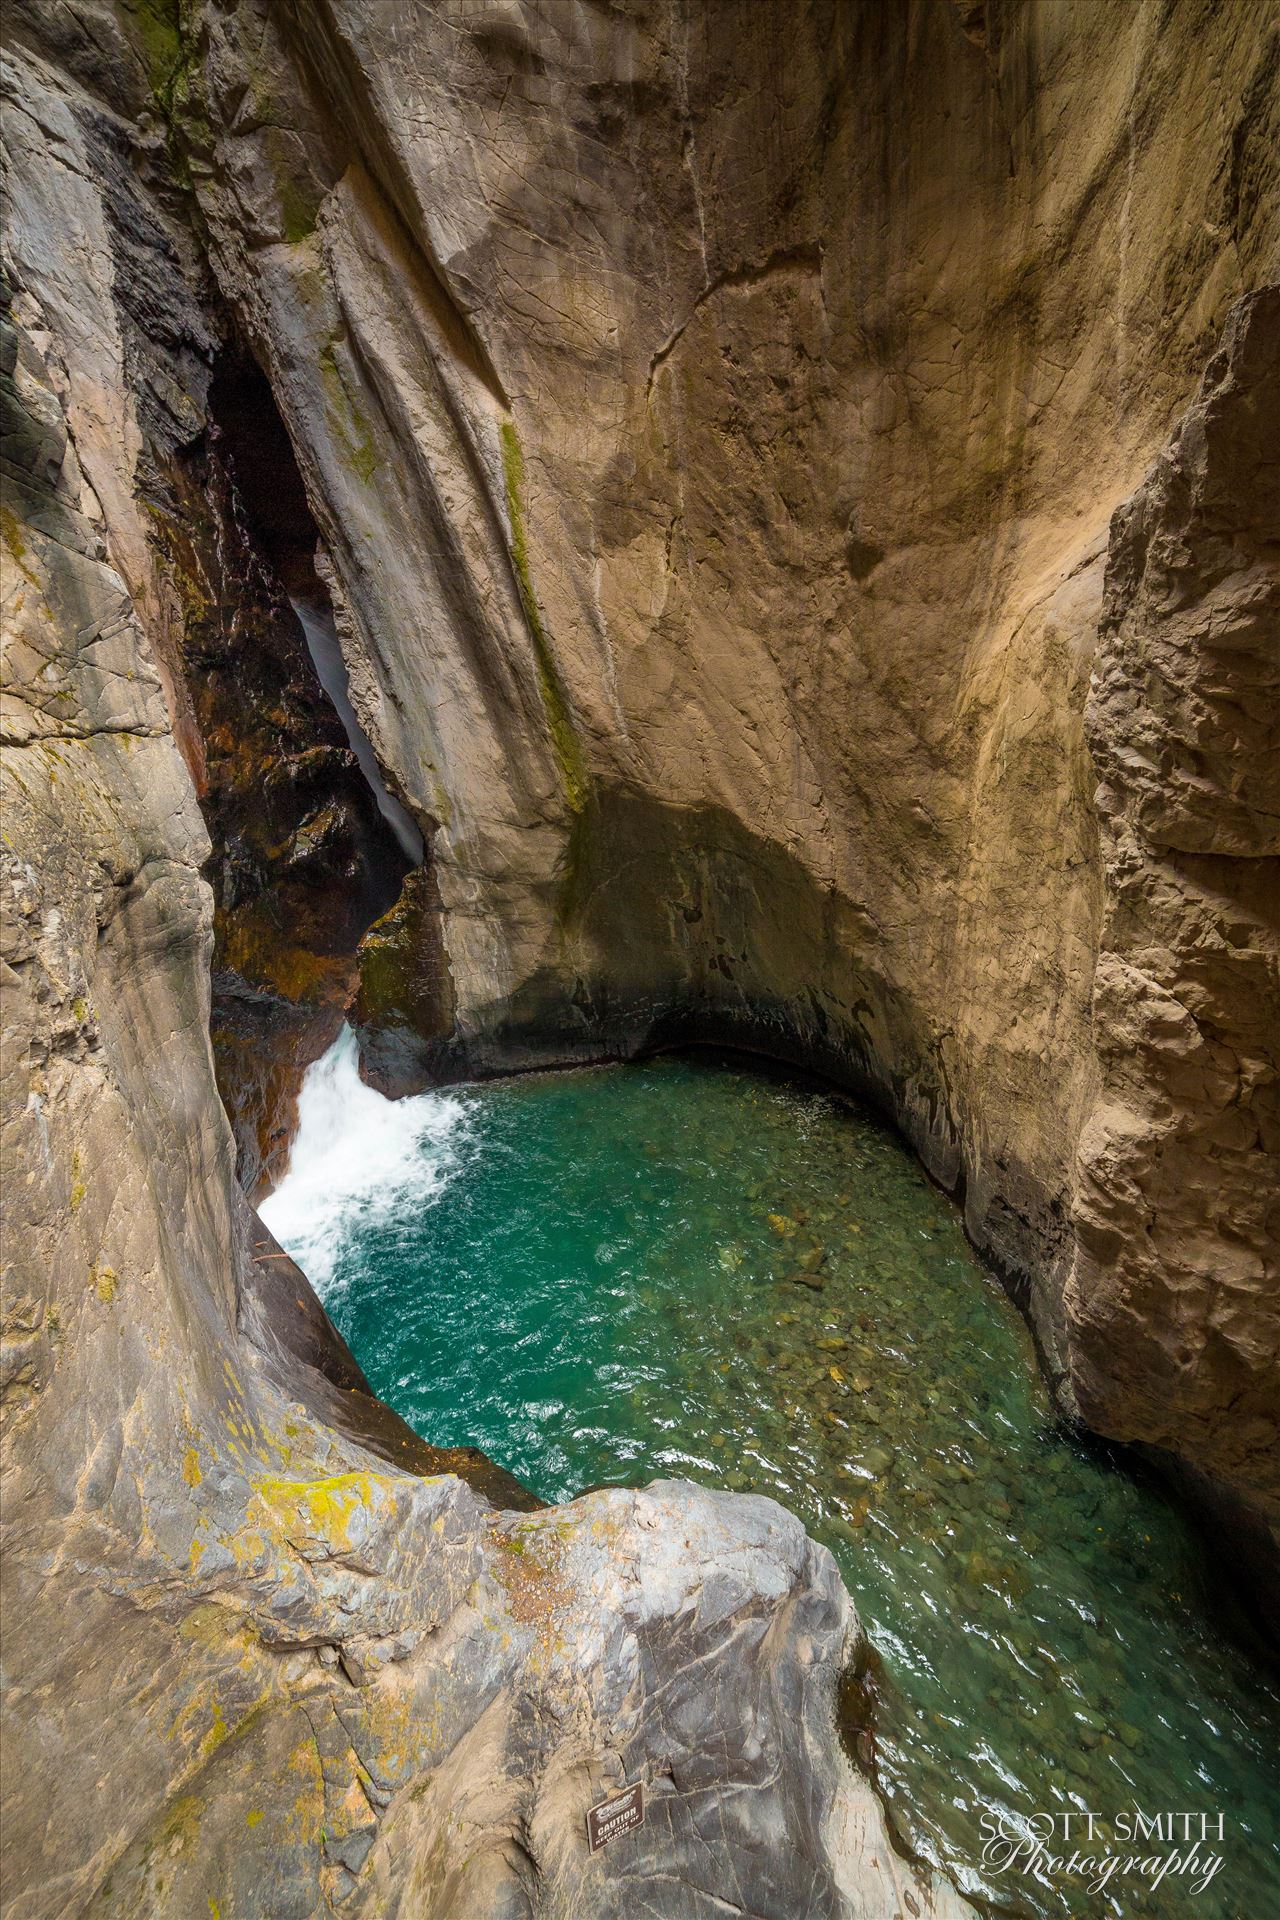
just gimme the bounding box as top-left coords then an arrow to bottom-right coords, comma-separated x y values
646,240 -> 826,401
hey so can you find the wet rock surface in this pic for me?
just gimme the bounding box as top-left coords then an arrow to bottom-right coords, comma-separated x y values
152,348 -> 416,1195
351,863 -> 455,1098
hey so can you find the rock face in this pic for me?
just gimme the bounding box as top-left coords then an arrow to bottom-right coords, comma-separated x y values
169,2 -> 1275,1547
1069,289 -> 1280,1552
0,9 -> 967,1917
0,0 -> 1276,1914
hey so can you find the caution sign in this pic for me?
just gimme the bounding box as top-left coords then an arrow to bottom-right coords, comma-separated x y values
586,1781 -> 645,1852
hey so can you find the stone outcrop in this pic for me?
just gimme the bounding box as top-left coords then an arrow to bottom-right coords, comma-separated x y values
1,0 -> 1277,1913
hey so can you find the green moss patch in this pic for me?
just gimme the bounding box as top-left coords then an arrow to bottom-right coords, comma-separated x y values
500,421 -> 588,813
319,344 -> 379,483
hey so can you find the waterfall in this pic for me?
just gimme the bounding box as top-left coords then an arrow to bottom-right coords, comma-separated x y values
259,1025 -> 467,1291
290,597 -> 425,865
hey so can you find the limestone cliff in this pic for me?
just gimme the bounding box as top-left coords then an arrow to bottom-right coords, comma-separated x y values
1,0 -> 1277,1915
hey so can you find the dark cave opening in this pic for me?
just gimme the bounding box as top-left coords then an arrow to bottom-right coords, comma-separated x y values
205,349 -> 320,598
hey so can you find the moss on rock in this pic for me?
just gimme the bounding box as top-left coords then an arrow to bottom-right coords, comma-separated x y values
500,421 -> 588,814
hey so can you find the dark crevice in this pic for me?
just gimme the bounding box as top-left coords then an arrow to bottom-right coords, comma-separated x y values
147,339 -> 424,1195
289,596 -> 423,864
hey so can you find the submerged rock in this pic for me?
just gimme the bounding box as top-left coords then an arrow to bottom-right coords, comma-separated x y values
789,1269 -> 827,1292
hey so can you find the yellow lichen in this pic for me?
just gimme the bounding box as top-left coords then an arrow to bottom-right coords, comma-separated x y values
199,1700 -> 228,1759
183,1446 -> 203,1488
159,1792 -> 202,1849
89,1263 -> 118,1303
252,1469 -> 389,1554
1,503 -> 37,582
176,1603 -> 226,1649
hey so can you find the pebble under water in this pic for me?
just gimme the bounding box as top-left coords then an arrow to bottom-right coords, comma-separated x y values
262,1034 -> 1280,1918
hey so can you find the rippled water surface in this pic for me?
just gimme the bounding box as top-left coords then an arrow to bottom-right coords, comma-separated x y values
263,1037 -> 1280,1918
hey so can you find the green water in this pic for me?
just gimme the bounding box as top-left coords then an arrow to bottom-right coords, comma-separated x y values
263,1044 -> 1280,1917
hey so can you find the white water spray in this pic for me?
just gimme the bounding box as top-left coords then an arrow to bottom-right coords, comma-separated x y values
260,1026 -> 468,1293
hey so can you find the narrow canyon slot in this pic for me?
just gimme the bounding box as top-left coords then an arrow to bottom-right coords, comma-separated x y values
3,5 -> 1276,1918
150,343 -> 434,1193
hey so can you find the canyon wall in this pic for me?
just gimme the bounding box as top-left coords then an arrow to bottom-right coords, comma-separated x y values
178,1 -> 1277,1551
1,7 -> 969,1916
1,0 -> 1277,1913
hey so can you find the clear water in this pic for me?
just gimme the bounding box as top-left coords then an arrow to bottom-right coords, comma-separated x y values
263,1034 -> 1280,1918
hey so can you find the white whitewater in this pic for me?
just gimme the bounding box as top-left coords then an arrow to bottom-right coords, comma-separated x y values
260,1025 -> 468,1292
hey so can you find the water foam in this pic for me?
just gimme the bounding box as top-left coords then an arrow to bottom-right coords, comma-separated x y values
259,1025 -> 468,1292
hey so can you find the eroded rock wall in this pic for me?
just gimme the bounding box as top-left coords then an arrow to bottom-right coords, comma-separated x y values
2,0 -> 1277,1911
175,0 -> 1277,1544
1069,288 -> 1280,1546
1,13 -> 949,1918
